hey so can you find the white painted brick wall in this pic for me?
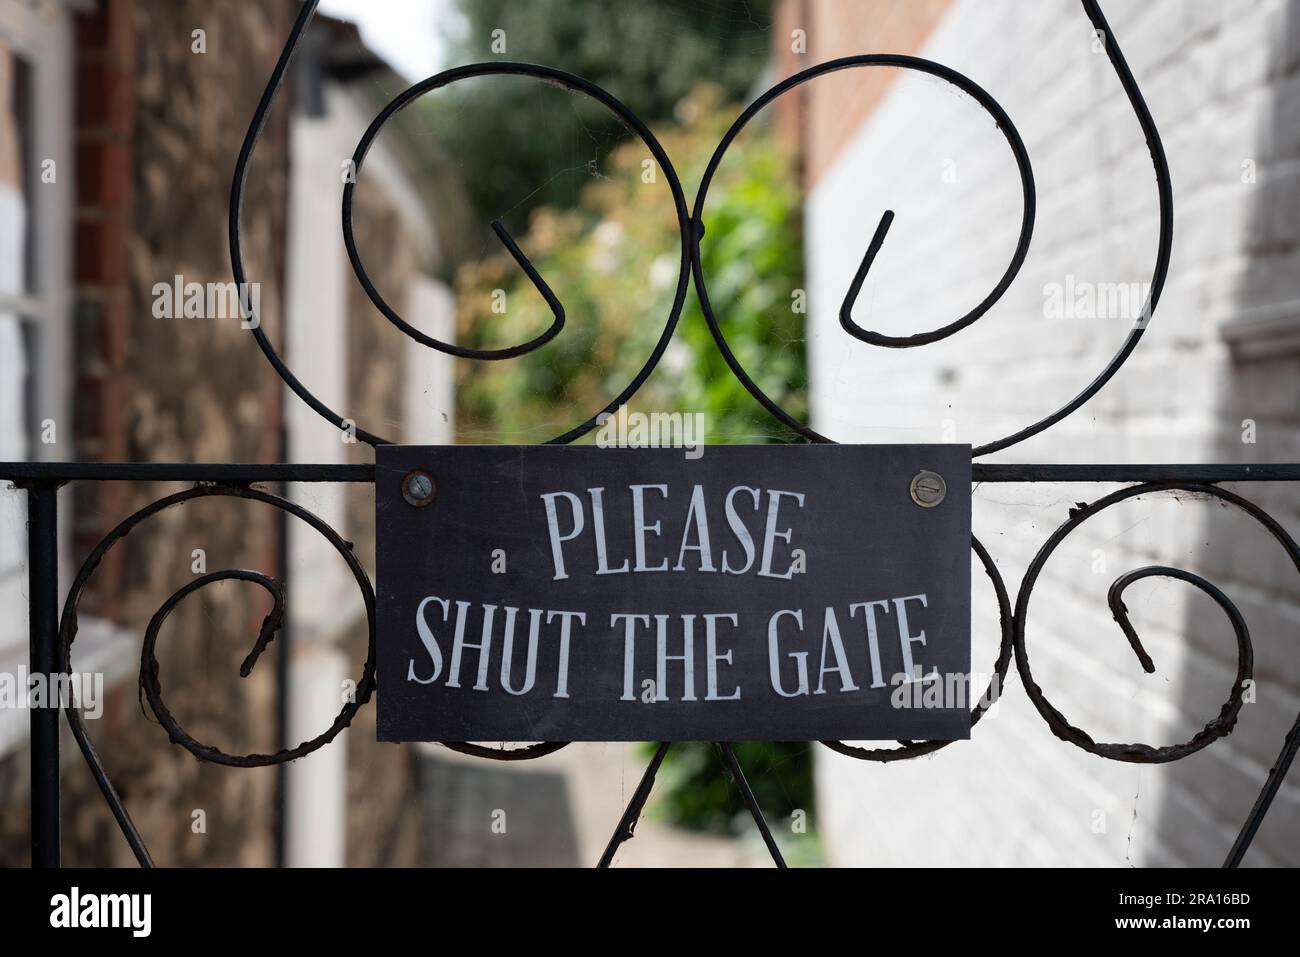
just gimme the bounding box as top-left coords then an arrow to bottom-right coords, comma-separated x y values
806,0 -> 1300,866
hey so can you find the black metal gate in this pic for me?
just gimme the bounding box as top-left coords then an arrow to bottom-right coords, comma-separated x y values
4,0 -> 1297,869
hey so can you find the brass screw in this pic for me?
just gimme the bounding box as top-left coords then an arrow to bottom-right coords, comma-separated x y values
402,470 -> 437,507
910,470 -> 946,508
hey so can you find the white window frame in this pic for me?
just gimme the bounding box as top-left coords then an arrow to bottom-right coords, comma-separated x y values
0,0 -> 74,458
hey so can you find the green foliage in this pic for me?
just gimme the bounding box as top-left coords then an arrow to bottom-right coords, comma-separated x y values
454,90 -> 814,849
651,742 -> 818,850
670,114 -> 809,443
434,0 -> 774,221
454,87 -> 806,445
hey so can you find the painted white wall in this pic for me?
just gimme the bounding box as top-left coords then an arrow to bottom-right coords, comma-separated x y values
807,0 -> 1300,866
284,79 -> 445,646
403,276 -> 456,445
284,642 -> 350,867
283,78 -> 452,866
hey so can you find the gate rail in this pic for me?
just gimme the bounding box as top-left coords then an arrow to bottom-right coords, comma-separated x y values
5,0 -> 1300,868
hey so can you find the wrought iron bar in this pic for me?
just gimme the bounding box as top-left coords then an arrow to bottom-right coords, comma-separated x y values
971,464 -> 1300,483
8,461 -> 1300,486
718,743 -> 787,868
27,483 -> 59,868
1224,715 -> 1300,868
0,462 -> 374,484
599,742 -> 672,868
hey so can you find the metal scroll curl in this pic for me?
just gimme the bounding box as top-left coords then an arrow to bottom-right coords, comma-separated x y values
820,536 -> 1013,761
1014,483 -> 1300,866
232,0 -> 694,448
692,53 -> 1035,442
59,485 -> 377,867
690,0 -> 1173,457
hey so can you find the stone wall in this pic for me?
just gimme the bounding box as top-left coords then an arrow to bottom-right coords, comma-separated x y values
71,0 -> 291,867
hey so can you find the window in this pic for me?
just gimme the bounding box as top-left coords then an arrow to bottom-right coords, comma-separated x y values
0,1 -> 72,458
0,0 -> 75,754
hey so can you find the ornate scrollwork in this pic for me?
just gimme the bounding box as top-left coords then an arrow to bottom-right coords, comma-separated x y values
32,0 -> 1290,872
1014,483 -> 1300,865
690,0 -> 1172,456
59,485 -> 376,866
231,2 -> 694,448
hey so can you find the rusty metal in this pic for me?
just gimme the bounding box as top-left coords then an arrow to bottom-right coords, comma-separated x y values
1014,483 -> 1300,867
56,484 -> 376,867
401,470 -> 437,507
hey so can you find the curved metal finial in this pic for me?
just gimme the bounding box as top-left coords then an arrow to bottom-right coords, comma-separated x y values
343,213 -> 566,362
693,50 -> 1035,437
837,92 -> 1036,351
837,209 -> 894,342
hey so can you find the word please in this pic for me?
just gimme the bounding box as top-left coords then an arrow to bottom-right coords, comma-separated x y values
542,483 -> 805,581
407,594 -> 937,700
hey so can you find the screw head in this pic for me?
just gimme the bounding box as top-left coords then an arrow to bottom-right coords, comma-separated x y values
909,470 -> 946,508
402,470 -> 437,507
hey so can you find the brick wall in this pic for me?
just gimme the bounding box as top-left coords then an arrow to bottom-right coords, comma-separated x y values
773,0 -> 951,183
791,0 -> 1300,866
71,0 -> 134,615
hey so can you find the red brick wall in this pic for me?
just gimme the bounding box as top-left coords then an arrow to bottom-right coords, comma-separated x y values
71,0 -> 135,614
773,0 -> 951,188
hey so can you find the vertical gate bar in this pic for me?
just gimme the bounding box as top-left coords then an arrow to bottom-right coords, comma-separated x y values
273,472 -> 290,868
718,743 -> 787,868
28,482 -> 60,868
597,742 -> 671,868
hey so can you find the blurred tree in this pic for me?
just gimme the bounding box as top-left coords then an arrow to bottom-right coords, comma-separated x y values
433,0 -> 774,222
453,89 -> 815,856
453,86 -> 806,445
652,741 -> 819,864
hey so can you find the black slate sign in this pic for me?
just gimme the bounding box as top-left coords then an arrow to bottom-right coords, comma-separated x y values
375,444 -> 971,742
